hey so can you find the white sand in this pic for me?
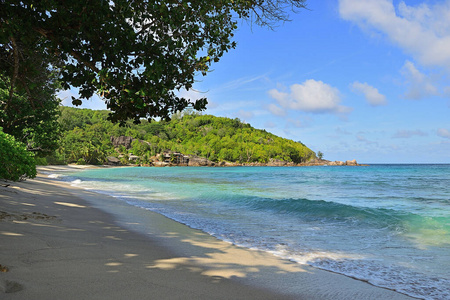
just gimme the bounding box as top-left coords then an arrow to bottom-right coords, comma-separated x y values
0,168 -> 415,299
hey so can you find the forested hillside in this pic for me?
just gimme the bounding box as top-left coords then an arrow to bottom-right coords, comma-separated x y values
44,107 -> 316,166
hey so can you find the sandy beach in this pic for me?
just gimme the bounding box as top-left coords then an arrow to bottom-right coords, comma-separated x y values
0,166 -> 415,299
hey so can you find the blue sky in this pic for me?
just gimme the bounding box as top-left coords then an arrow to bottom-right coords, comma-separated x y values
60,0 -> 450,163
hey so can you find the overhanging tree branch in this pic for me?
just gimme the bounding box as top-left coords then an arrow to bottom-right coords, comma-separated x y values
1,0 -> 307,124
8,36 -> 19,110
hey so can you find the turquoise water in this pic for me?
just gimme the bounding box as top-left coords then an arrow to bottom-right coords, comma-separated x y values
51,165 -> 450,299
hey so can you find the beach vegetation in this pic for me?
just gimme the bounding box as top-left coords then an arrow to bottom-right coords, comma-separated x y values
0,128 -> 36,181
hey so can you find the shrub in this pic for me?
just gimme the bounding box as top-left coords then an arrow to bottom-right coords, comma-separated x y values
0,128 -> 37,181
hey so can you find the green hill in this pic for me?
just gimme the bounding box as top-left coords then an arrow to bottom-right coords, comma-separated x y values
45,107 -> 316,165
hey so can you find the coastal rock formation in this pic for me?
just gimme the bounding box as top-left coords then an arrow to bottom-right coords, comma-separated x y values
219,161 -> 241,167
188,155 -> 216,167
111,136 -> 134,149
266,159 -> 289,166
327,160 -> 359,166
106,156 -> 120,165
346,159 -> 357,166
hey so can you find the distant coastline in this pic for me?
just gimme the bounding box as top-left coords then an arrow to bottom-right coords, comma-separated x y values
105,142 -> 364,167
104,156 -> 367,167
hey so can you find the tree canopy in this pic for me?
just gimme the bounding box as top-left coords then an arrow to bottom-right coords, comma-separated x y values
1,0 -> 306,124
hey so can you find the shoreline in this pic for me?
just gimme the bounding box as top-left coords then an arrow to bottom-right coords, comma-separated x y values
0,168 -> 415,299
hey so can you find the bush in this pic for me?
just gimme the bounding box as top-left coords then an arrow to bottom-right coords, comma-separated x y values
0,128 -> 37,181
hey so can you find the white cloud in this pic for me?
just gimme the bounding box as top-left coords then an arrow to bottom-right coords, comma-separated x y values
351,81 -> 387,106
401,61 -> 438,99
267,103 -> 286,116
339,0 -> 450,72
437,128 -> 450,139
268,79 -> 352,115
392,129 -> 427,138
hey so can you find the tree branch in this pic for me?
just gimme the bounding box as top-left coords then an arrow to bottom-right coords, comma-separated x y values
33,27 -> 100,73
8,36 -> 19,110
18,77 -> 36,110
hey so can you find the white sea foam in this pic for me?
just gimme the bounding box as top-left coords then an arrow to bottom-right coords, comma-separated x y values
70,179 -> 83,185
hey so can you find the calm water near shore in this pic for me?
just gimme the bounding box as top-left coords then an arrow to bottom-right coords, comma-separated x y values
48,164 -> 450,300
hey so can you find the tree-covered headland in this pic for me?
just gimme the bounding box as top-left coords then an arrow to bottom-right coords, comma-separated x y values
51,107 -> 317,166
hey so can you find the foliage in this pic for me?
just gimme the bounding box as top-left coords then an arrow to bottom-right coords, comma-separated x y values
0,70 -> 61,153
1,0 -> 306,124
53,107 -> 316,165
0,128 -> 36,181
157,113 -> 316,163
59,124 -> 111,165
317,151 -> 324,160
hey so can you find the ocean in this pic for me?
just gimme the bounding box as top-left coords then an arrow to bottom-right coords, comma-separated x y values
49,164 -> 450,299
